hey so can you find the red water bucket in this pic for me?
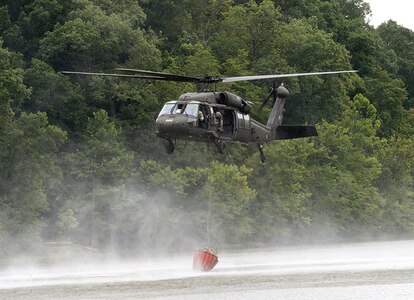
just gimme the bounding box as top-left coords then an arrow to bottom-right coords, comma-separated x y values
193,249 -> 218,272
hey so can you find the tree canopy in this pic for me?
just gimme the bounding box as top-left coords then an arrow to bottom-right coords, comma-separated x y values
1,0 -> 414,259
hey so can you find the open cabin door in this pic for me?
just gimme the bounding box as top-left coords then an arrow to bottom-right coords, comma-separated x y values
221,109 -> 235,139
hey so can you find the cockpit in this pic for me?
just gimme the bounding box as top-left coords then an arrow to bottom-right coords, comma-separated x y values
158,101 -> 200,118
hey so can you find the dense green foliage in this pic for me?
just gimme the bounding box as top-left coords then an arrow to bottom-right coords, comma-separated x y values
1,0 -> 414,257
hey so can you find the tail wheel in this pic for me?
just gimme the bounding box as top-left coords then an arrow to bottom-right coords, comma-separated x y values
258,144 -> 266,163
215,139 -> 226,154
164,139 -> 175,154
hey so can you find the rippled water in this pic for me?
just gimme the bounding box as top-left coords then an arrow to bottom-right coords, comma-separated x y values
2,240 -> 414,299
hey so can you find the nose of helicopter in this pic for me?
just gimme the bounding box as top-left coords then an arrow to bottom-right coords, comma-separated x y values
155,114 -> 195,138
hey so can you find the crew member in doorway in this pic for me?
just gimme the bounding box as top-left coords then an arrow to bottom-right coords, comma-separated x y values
198,106 -> 208,128
215,111 -> 223,132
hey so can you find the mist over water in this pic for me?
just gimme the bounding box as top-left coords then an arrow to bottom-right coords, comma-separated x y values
1,239 -> 414,299
0,255 -> 195,289
2,183 -> 414,299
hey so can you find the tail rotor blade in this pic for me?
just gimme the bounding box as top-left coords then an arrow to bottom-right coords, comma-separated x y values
260,82 -> 278,110
260,91 -> 274,110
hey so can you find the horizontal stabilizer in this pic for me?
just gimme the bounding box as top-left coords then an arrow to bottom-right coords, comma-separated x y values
275,125 -> 317,140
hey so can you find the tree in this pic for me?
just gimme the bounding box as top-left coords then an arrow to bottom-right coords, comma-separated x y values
57,208 -> 79,240
375,137 -> 414,234
346,28 -> 398,75
2,0 -> 414,253
364,67 -> 411,136
275,0 -> 371,44
179,42 -> 221,76
378,21 -> 414,108
0,6 -> 12,34
248,139 -> 313,243
209,0 -> 282,62
250,94 -> 383,241
274,19 -> 355,124
201,162 -> 256,244
69,109 -> 133,247
306,94 -> 383,237
24,58 -> 88,130
38,0 -> 161,71
0,112 -> 67,235
0,39 -> 30,128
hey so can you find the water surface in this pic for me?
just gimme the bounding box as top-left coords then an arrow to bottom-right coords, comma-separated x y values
2,240 -> 414,299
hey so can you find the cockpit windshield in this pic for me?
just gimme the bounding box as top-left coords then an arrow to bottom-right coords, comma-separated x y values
158,102 -> 175,117
172,103 -> 185,114
158,102 -> 200,118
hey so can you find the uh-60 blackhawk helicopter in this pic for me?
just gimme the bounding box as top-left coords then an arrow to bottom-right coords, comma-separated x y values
62,69 -> 357,162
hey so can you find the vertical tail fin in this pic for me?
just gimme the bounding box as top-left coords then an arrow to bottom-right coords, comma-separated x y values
266,84 -> 318,140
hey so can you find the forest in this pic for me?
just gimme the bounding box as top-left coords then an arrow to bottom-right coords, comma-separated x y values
1,0 -> 414,259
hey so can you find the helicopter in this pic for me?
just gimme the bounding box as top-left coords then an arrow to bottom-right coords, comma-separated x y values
62,69 -> 357,162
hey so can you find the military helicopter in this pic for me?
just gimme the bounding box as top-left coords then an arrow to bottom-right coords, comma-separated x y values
62,69 -> 357,162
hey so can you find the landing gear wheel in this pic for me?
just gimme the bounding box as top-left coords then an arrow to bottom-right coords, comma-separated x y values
215,139 -> 226,154
164,139 -> 175,154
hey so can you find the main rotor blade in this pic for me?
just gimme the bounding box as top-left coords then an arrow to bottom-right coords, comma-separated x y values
62,69 -> 358,84
222,70 -> 358,83
115,68 -> 202,83
62,70 -> 220,83
61,71 -> 178,80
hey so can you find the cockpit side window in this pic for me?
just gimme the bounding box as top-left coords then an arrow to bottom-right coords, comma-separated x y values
182,103 -> 199,118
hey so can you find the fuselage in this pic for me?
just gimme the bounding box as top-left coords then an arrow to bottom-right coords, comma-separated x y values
155,91 -> 272,145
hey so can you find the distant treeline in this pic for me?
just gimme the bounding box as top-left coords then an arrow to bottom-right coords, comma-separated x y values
1,0 -> 414,257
